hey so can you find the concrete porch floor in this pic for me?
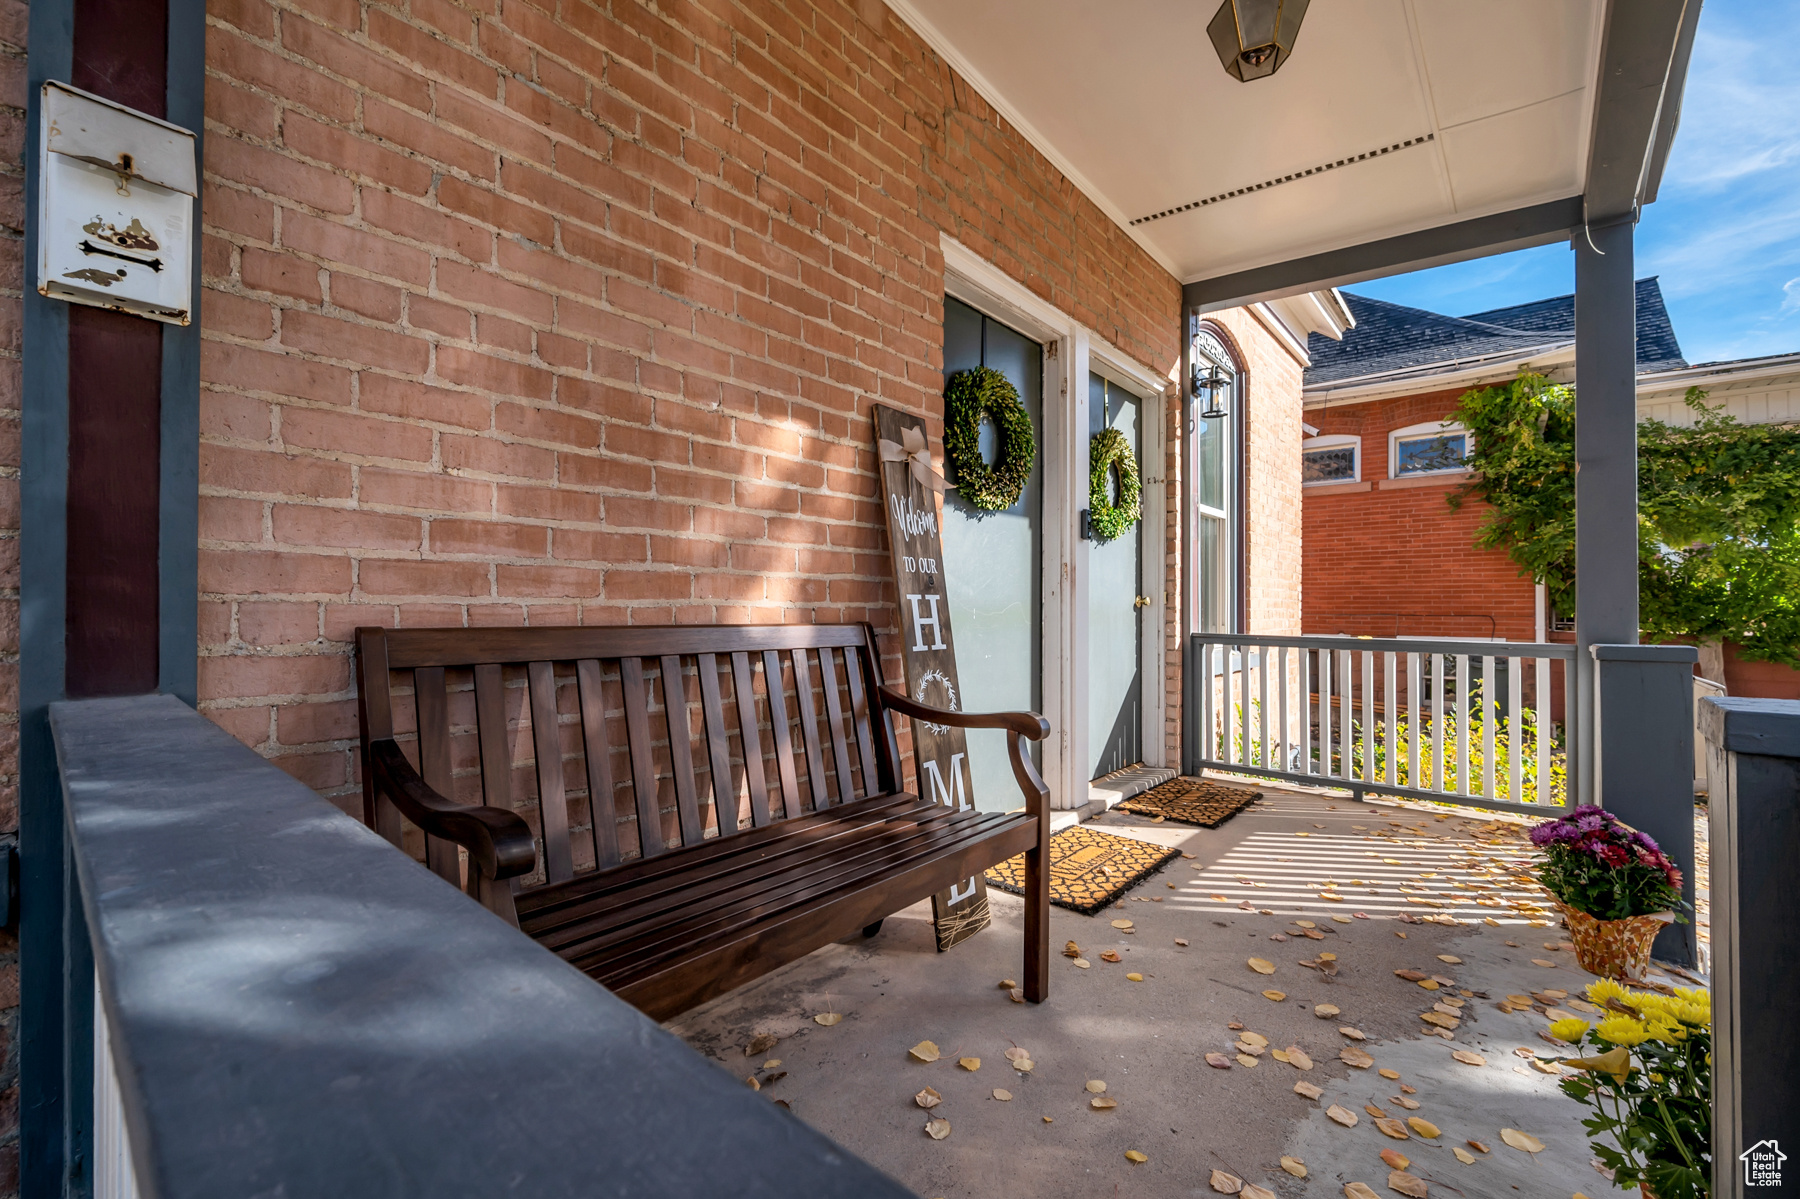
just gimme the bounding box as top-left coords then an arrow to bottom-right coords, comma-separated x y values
670,788 -> 1682,1198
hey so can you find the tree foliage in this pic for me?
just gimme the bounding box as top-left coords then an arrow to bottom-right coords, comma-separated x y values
1450,372 -> 1800,665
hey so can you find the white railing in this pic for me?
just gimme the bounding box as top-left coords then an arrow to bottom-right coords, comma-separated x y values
1191,635 -> 1577,815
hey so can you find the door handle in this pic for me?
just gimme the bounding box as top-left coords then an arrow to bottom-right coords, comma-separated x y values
1133,595 -> 1151,608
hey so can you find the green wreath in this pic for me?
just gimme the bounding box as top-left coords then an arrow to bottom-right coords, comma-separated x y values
1087,426 -> 1141,542
943,366 -> 1035,512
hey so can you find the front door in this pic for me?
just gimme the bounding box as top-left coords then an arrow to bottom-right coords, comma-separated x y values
1088,374 -> 1143,777
941,296 -> 1043,813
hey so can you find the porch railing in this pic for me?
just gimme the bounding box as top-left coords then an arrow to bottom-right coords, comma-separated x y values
53,693 -> 911,1199
1189,634 -> 1577,815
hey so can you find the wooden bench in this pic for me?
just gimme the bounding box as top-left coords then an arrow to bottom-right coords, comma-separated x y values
354,623 -> 1050,1020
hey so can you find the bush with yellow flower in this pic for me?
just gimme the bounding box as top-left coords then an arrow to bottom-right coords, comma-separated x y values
1548,979 -> 1711,1197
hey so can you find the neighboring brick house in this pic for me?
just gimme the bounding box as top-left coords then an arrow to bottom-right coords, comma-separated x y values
1300,280 -> 1800,698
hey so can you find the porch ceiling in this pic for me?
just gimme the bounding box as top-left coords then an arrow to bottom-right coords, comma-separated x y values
891,0 -> 1696,298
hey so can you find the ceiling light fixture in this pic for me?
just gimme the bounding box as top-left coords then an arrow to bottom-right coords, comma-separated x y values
1208,0 -> 1311,82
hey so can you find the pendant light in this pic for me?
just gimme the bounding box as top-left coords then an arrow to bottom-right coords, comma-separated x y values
1208,0 -> 1311,82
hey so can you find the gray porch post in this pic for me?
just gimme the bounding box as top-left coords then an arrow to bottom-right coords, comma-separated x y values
1572,214 -> 1638,807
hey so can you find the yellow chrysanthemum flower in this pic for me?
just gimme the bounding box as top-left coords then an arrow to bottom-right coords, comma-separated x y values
1644,1017 -> 1686,1043
1673,986 -> 1711,1007
1587,979 -> 1629,1006
1594,1016 -> 1650,1046
1549,1017 -> 1590,1044
1623,991 -> 1672,1015
1670,1000 -> 1711,1027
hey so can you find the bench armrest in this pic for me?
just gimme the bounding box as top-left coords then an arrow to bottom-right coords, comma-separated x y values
874,686 -> 1051,818
367,738 -> 538,881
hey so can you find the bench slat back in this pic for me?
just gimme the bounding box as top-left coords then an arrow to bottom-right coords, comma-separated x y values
357,624 -> 899,890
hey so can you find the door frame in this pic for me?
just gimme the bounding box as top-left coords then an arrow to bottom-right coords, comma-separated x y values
941,236 -> 1170,810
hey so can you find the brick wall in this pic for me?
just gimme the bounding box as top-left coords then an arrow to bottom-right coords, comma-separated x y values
0,0 -> 21,1189
1303,386 -> 1536,642
196,0 -> 1183,810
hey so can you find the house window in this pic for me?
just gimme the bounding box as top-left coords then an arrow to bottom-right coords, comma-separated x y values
1390,421 -> 1471,477
1189,326 -> 1241,634
1302,435 -> 1360,484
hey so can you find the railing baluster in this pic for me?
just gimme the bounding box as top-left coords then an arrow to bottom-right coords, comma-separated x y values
1455,653 -> 1471,797
1361,650 -> 1375,786
1318,648 -> 1331,778
1508,655 -> 1524,803
1536,654 -> 1552,805
1276,646 -> 1290,773
1406,651 -> 1421,790
1238,640 -> 1251,767
1431,653 -> 1445,793
1383,652 -> 1397,786
1481,654 -> 1497,799
1200,640 -> 1214,763
1300,647 -> 1312,776
1257,642 -> 1270,768
1338,649 -> 1353,782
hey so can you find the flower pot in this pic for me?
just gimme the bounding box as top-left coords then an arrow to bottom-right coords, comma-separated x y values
1558,903 -> 1674,980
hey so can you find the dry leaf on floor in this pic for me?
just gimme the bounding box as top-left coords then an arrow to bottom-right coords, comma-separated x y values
762,1059 -> 782,1069
959,1057 -> 980,1071
1378,1068 -> 1401,1080
1392,1096 -> 1420,1110
1452,1147 -> 1476,1164
1418,980 -> 1441,991
1315,1003 -> 1341,1018
1366,1103 -> 1389,1119
1086,1079 -> 1107,1093
1437,954 -> 1463,964
1387,1169 -> 1428,1197
1285,1046 -> 1314,1070
1263,990 -> 1287,1002
1112,919 -> 1135,929
909,1040 -> 941,1063
1394,969 -> 1428,981
746,1034 -> 779,1056
1407,1117 -> 1441,1138
1294,1080 -> 1323,1099
1236,1054 -> 1259,1068
1272,1049 -> 1291,1063
1421,1012 -> 1459,1029
1209,1169 -> 1244,1194
1280,1155 -> 1307,1178
1380,1149 -> 1410,1170
1009,987 -> 1025,1003
1063,940 -> 1081,957
1466,1140 -> 1490,1153
745,1076 -> 760,1091
1125,1150 -> 1148,1163
1090,1096 -> 1118,1110
923,1117 -> 950,1140
1500,1128 -> 1545,1153
1532,959 -> 1558,968
814,1012 -> 843,1027
1176,938 -> 1190,946
1345,1185 -> 1381,1199
914,1087 -> 942,1109
1240,1031 -> 1269,1046
1072,958 -> 1091,968
1241,1186 -> 1276,1199
1206,1053 -> 1234,1069
998,979 -> 1016,989
1375,1118 -> 1411,1140
1248,958 -> 1276,974
1327,1104 -> 1359,1127
1341,1047 -> 1374,1068
1452,1050 -> 1488,1066
1004,1047 -> 1030,1063
1100,950 -> 1123,963
1341,1026 -> 1367,1040
1126,973 -> 1144,982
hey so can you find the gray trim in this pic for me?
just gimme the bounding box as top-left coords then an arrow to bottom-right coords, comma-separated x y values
1591,643 -> 1697,663
19,3 -> 78,1194
1583,0 -> 1692,222
1182,197 -> 1583,313
1701,696 -> 1800,760
1641,0 -> 1704,206
158,0 -> 205,706
54,694 -> 914,1199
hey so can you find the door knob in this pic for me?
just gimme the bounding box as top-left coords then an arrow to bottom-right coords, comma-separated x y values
1133,595 -> 1151,608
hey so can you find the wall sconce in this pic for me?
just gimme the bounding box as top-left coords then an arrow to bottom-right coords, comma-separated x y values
1208,0 -> 1311,83
1192,361 -> 1229,420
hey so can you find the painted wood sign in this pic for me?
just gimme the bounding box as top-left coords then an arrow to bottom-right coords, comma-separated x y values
872,403 -> 991,951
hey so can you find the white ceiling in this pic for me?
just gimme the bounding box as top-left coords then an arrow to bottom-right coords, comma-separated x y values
889,0 -> 1603,284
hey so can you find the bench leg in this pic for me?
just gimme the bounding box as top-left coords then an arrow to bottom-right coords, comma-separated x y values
1023,816 -> 1049,1003
862,920 -> 884,938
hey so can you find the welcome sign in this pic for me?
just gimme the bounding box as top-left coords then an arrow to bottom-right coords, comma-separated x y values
872,403 -> 991,951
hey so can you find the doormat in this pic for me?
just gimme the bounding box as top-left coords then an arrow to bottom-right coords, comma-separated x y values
1115,776 -> 1261,828
985,826 -> 1180,915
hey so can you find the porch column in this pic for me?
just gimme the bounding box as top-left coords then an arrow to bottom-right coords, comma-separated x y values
1572,215 -> 1637,805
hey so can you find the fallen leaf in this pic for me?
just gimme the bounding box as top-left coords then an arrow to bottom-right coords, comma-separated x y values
1452,1050 -> 1487,1067
1392,1095 -> 1420,1110
1126,972 -> 1145,982
1375,1118 -> 1411,1140
1532,959 -> 1557,968
1366,1103 -> 1389,1118
909,1040 -> 941,1063
1236,1054 -> 1259,1068
1124,1149 -> 1149,1163
1315,1003 -> 1341,1018
1072,958 -> 1090,968
1387,1169 -> 1428,1197
1004,1046 -> 1030,1063
1063,940 -> 1082,957
1248,957 -> 1276,974
1394,969 -> 1428,981
1086,1079 -> 1107,1093
745,1076 -> 760,1091
1009,987 -> 1025,1003
1378,1068 -> 1401,1080
1239,1031 -> 1269,1047
959,1057 -> 980,1071
1334,915 -> 1354,923
1341,1026 -> 1367,1040
1341,1047 -> 1374,1068
1090,1096 -> 1118,1110
915,1086 -> 942,1109
1285,1046 -> 1314,1070
814,1012 -> 843,1027
1294,1080 -> 1324,1099
1466,1140 -> 1490,1153
924,1116 -> 950,1140
762,1059 -> 782,1069
1242,1186 -> 1277,1199
1500,1128 -> 1545,1153
998,978 -> 1017,989
1437,954 -> 1463,964
1112,919 -> 1134,929
1345,1186 -> 1381,1199
1209,1169 -> 1244,1194
1263,990 -> 1287,1001
1421,1012 -> 1459,1029
992,1088 -> 1012,1100
1206,1053 -> 1234,1069
1236,1041 -> 1265,1055
747,1033 -> 779,1056
1280,1156 -> 1307,1178
1327,1104 -> 1359,1127
1175,938 -> 1190,946
1013,1058 -> 1035,1072
1272,1048 -> 1290,1063
1452,1147 -> 1476,1164
1380,1149 -> 1411,1170
1407,1117 -> 1441,1138
1100,950 -> 1123,963
1418,980 -> 1441,991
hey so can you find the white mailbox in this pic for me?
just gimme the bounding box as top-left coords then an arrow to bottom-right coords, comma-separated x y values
38,81 -> 197,325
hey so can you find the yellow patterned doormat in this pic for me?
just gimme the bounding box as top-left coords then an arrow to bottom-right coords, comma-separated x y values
1115,776 -> 1261,828
985,826 -> 1180,915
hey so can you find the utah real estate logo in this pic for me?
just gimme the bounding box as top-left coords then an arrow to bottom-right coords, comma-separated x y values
1743,1139 -> 1787,1187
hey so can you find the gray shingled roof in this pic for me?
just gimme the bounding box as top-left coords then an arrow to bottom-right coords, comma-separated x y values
1305,276 -> 1687,387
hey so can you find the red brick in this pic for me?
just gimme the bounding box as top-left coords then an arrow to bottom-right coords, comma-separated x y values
360,558 -> 492,597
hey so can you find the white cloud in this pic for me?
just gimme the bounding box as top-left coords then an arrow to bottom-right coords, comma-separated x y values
1783,278 -> 1800,314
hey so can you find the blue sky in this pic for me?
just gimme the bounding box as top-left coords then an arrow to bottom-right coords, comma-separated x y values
1349,0 -> 1800,366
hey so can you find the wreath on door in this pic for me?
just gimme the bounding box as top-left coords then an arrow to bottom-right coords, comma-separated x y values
1087,426 -> 1141,542
943,366 -> 1036,512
